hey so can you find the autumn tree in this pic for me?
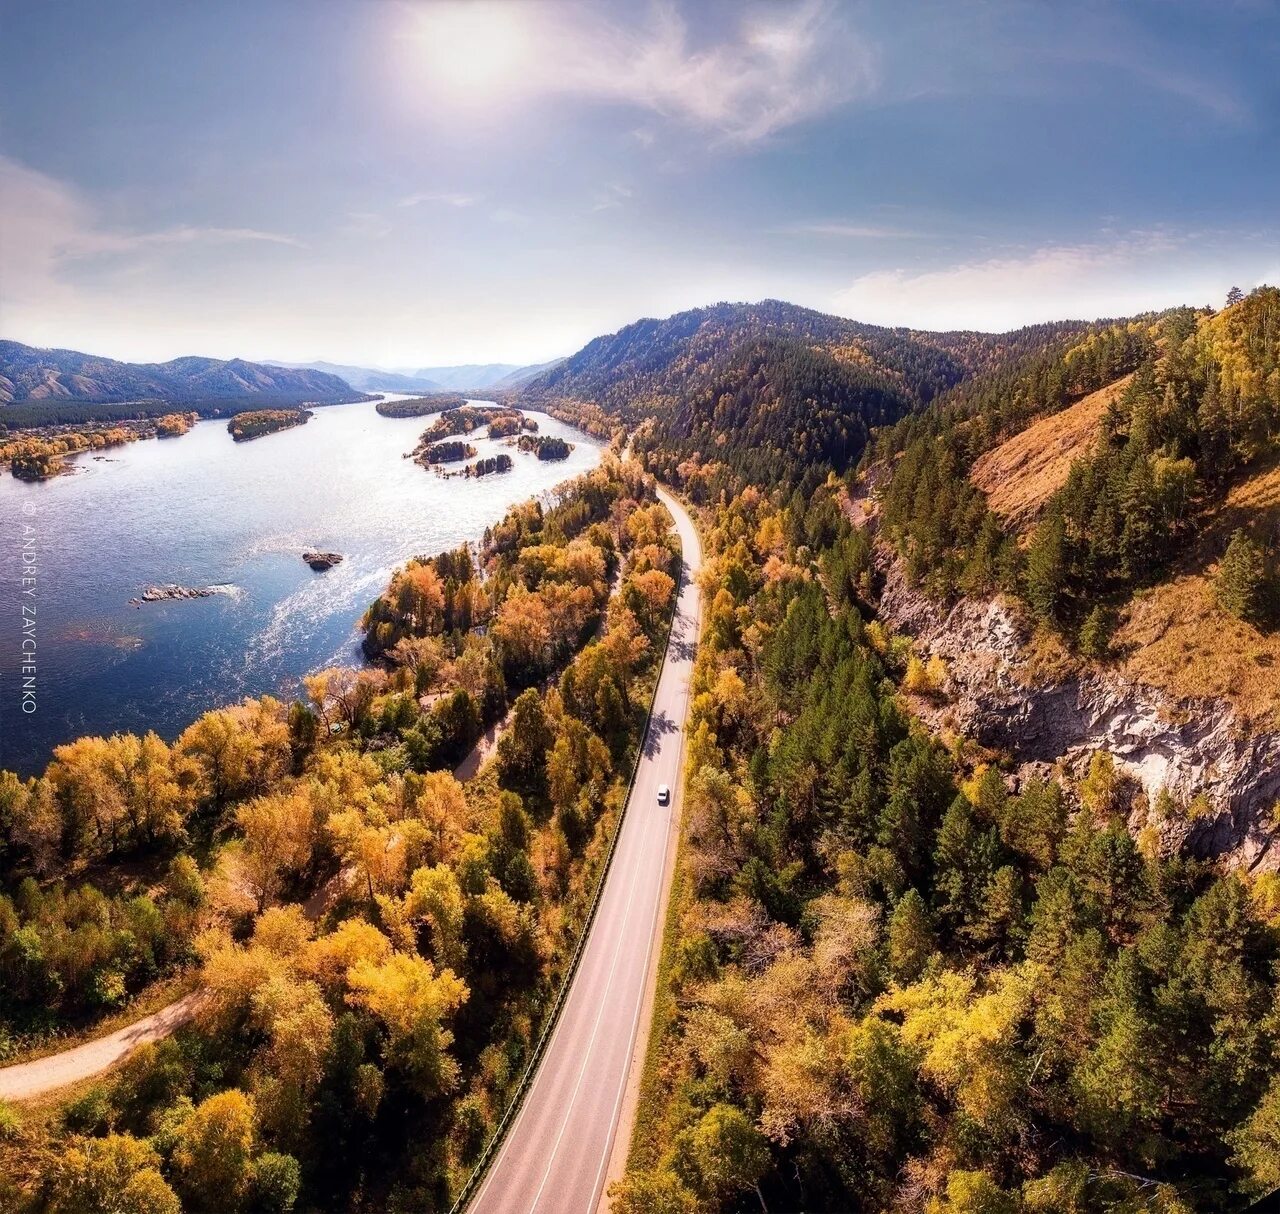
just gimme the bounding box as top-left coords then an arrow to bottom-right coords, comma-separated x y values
346,953 -> 469,1098
49,1133 -> 180,1214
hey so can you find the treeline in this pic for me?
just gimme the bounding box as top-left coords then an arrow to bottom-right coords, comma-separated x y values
1,395 -> 365,430
1,414 -> 199,480
0,457 -> 682,1213
616,479 -> 1280,1212
875,290 -> 1280,638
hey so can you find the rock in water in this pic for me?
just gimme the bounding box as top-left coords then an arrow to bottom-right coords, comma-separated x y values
131,584 -> 217,605
303,551 -> 344,571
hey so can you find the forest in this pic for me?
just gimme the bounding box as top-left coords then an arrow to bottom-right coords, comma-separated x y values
873,288 -> 1280,642
0,455 -> 680,1213
613,472 -> 1280,1213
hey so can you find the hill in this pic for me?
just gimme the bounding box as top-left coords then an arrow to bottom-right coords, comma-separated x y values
519,299 -> 1089,491
0,340 -> 358,405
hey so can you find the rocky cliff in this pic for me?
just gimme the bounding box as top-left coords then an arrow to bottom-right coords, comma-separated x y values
874,549 -> 1280,871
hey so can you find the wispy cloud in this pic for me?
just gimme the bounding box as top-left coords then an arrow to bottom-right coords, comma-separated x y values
786,221 -> 931,240
66,225 -> 305,257
591,183 -> 634,213
397,190 -> 480,209
831,231 -> 1250,331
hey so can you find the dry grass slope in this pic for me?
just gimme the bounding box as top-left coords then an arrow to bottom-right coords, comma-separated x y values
1115,455 -> 1280,728
971,375 -> 1132,531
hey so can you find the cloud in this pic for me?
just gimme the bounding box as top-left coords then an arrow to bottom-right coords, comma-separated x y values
404,0 -> 877,145
0,154 -> 302,337
831,233 -> 1248,331
786,221 -> 931,240
65,225 -> 305,258
591,183 -> 634,212
397,190 -> 480,208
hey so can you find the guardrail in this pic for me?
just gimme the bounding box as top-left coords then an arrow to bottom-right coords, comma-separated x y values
447,499 -> 685,1214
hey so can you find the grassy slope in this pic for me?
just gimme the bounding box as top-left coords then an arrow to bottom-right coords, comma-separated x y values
970,374 -> 1133,532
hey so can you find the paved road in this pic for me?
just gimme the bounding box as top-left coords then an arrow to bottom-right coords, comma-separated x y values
468,486 -> 702,1214
0,991 -> 205,1102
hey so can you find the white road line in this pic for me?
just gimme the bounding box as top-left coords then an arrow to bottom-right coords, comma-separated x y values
525,796 -> 657,1214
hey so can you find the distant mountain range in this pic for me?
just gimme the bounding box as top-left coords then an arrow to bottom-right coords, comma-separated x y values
264,361 -> 442,394
268,358 -> 564,393
0,340 -> 357,405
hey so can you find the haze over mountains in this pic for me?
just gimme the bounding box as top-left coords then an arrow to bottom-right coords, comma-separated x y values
267,358 -> 564,394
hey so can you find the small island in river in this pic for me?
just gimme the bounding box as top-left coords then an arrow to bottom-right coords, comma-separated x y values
374,393 -> 467,418
517,433 -> 573,460
303,550 -> 344,571
227,408 -> 312,441
129,584 -> 218,606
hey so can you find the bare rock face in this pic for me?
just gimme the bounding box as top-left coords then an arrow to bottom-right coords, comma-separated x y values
303,551 -> 344,571
874,549 -> 1280,870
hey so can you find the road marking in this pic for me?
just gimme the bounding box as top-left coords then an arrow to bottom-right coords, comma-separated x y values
524,777 -> 659,1214
587,556 -> 699,1212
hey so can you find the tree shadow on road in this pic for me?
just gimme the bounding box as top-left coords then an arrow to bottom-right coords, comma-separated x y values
642,710 -> 677,758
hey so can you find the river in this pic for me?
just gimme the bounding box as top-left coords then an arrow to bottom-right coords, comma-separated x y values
0,396 -> 602,774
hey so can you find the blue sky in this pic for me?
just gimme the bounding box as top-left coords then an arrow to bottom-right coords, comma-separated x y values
0,0 -> 1277,366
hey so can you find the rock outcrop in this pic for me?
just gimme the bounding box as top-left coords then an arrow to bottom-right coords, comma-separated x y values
303,551 -> 344,571
873,549 -> 1280,871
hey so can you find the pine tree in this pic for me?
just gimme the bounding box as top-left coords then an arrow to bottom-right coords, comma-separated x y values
1024,512 -> 1067,620
1078,606 -> 1111,659
888,888 -> 935,983
1216,529 -> 1268,624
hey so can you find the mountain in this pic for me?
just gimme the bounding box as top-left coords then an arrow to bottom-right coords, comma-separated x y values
488,358 -> 566,390
266,360 -> 443,394
406,363 -> 524,390
0,340 -> 357,405
519,299 -> 1090,488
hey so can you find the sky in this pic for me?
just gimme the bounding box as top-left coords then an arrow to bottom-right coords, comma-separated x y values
0,0 -> 1278,367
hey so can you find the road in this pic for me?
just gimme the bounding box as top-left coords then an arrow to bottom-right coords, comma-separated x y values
467,485 -> 702,1214
0,991 -> 205,1103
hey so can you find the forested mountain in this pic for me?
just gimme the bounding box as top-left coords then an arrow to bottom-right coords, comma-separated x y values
520,300 -> 1094,490
0,341 -> 358,404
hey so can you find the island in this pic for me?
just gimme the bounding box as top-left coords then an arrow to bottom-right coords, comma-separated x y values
227,408 -> 312,441
303,550 -> 344,571
465,453 -> 514,477
374,393 -> 467,418
517,433 -> 573,460
417,439 -> 476,465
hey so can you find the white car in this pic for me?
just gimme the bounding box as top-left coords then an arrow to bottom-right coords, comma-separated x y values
657,784 -> 671,806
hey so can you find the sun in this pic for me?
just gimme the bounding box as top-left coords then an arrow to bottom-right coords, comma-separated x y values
411,2 -> 534,102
